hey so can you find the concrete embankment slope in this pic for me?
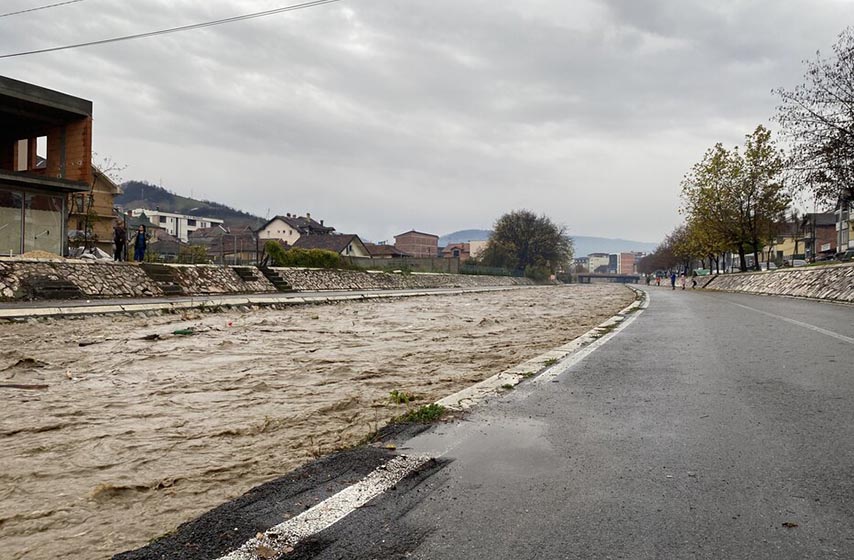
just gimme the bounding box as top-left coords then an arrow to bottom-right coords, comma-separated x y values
705,262 -> 854,303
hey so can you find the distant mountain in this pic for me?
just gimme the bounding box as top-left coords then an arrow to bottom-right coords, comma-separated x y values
439,229 -> 658,256
571,236 -> 658,256
439,229 -> 491,245
116,181 -> 264,229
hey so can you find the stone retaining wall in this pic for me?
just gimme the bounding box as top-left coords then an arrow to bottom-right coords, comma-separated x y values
0,259 -> 163,299
270,267 -> 533,291
705,262 -> 854,303
168,265 -> 277,295
0,259 -> 534,301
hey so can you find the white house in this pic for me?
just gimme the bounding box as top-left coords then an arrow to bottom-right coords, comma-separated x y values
256,213 -> 335,245
129,209 -> 223,242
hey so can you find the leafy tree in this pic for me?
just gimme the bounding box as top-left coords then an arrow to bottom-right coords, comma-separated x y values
775,27 -> 854,207
480,210 -> 573,277
637,228 -> 681,274
739,126 -> 790,266
680,126 -> 789,271
680,143 -> 745,269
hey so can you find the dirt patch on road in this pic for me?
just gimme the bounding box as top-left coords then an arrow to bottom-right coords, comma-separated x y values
0,284 -> 634,559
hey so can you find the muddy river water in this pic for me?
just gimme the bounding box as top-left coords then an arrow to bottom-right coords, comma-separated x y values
0,284 -> 634,559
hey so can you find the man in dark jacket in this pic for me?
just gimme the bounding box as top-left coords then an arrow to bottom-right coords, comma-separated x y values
113,221 -> 127,261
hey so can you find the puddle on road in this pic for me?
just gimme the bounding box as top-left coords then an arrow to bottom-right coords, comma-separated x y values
0,284 -> 633,559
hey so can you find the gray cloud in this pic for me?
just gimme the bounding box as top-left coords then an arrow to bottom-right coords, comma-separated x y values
1,0 -> 851,243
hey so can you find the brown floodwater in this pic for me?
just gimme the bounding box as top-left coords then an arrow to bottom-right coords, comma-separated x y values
0,284 -> 634,559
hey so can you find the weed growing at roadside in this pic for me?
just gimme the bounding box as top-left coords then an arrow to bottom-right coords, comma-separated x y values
394,403 -> 446,424
501,383 -> 514,390
543,358 -> 559,367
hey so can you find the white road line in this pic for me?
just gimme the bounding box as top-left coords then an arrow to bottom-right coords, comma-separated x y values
216,454 -> 431,560
534,286 -> 650,384
727,300 -> 854,345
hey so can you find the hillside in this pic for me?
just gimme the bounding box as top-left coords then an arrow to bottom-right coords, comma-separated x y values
440,229 -> 658,256
116,181 -> 263,229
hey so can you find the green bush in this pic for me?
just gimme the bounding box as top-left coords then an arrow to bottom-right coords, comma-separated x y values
265,241 -> 342,269
265,240 -> 289,265
524,264 -> 551,282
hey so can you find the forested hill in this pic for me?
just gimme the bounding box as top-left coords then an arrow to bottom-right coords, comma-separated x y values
116,181 -> 263,229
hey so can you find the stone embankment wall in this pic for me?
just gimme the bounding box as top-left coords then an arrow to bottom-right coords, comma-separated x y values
0,259 -> 163,299
705,262 -> 854,303
0,259 -> 533,301
168,265 -> 276,294
270,267 -> 532,291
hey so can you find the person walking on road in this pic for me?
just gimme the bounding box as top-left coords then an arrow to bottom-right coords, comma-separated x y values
113,220 -> 127,262
656,275 -> 661,287
691,270 -> 698,289
132,225 -> 147,262
670,272 -> 677,290
680,273 -> 687,290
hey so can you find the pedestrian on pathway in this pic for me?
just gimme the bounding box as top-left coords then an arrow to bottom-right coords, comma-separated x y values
113,220 -> 127,262
691,270 -> 698,289
656,275 -> 661,287
670,272 -> 677,290
132,225 -> 147,262
680,273 -> 687,290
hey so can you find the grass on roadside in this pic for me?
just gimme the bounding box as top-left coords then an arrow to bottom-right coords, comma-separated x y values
393,403 -> 447,424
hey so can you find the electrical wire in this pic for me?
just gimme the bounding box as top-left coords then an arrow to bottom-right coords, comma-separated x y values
0,0 -> 344,59
0,0 -> 87,19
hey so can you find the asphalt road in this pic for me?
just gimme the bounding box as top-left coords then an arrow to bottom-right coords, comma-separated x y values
120,287 -> 854,560
287,288 -> 854,559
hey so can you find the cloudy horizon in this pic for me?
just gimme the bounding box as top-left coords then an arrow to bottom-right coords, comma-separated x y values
2,0 -> 852,244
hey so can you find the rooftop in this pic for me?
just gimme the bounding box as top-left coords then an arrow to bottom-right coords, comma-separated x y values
0,75 -> 92,135
294,234 -> 363,253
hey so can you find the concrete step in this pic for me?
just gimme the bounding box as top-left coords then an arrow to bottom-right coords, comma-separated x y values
259,267 -> 293,292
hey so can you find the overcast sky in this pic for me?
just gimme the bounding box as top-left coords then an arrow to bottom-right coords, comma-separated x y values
2,0 -> 852,243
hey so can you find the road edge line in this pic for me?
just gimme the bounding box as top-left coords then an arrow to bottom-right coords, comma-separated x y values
214,454 -> 432,560
436,286 -> 649,410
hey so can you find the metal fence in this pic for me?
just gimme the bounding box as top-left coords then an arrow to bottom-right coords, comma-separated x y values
460,264 -> 522,277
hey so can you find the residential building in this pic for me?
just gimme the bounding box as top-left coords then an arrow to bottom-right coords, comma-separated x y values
66,166 -> 121,254
129,208 -> 223,242
800,213 -> 839,260
364,243 -> 411,259
572,256 -> 590,273
1,76 -> 93,256
618,252 -> 642,274
587,253 -> 610,273
147,231 -> 183,262
293,233 -> 370,257
188,225 -> 258,264
469,240 -> 488,259
394,230 -> 439,258
834,198 -> 854,255
256,213 -> 335,246
441,242 -> 471,262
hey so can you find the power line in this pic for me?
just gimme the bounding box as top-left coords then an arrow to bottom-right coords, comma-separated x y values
0,0 -> 344,59
0,0 -> 87,19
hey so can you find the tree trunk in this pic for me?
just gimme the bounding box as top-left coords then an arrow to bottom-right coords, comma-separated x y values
752,239 -> 761,270
738,245 -> 747,272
